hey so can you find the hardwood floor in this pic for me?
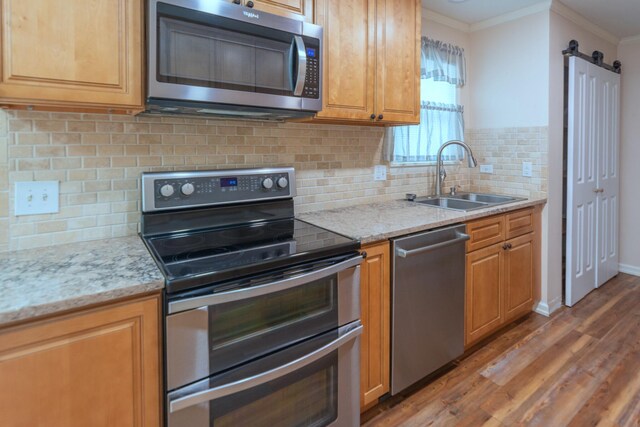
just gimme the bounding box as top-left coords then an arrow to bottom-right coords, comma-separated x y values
362,273 -> 640,426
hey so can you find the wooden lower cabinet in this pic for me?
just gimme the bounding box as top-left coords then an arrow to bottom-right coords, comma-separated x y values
464,208 -> 540,348
360,241 -> 390,412
0,294 -> 161,427
465,243 -> 504,346
504,233 -> 535,322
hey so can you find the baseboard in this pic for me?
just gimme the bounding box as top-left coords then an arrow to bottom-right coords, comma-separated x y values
534,296 -> 563,317
619,263 -> 640,277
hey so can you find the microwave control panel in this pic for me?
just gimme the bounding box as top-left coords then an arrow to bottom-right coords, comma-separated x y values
302,39 -> 320,99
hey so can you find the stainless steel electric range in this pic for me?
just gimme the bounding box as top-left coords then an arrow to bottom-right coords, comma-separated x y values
140,167 -> 363,427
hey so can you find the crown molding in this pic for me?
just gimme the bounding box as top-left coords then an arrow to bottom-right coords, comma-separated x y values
619,34 -> 640,46
423,8 -> 470,33
550,1 -> 620,46
470,1 -> 552,32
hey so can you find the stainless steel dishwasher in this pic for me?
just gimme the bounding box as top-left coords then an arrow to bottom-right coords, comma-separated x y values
391,224 -> 469,395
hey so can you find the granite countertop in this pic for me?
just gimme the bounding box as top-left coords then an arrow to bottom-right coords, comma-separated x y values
299,197 -> 547,244
0,236 -> 164,326
0,197 -> 547,327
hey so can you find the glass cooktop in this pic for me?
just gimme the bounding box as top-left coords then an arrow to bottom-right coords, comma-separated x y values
144,219 -> 359,294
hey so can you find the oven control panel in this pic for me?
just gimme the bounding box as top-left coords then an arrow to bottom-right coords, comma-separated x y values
141,168 -> 296,212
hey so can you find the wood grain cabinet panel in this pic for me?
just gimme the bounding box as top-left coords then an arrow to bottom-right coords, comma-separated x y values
313,0 -> 420,124
0,295 -> 161,427
0,0 -> 143,112
374,0 -> 421,124
504,233 -> 535,322
249,0 -> 314,22
505,207 -> 535,240
314,0 -> 376,121
466,215 -> 506,252
464,207 -> 540,348
360,241 -> 390,412
465,243 -> 504,347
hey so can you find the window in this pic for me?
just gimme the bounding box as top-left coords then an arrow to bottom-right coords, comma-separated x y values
387,38 -> 467,165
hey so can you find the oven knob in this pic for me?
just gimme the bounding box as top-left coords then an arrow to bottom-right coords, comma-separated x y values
277,177 -> 289,189
181,183 -> 195,196
159,184 -> 175,198
262,178 -> 274,190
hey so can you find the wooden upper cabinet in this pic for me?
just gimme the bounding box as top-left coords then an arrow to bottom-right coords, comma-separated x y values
248,0 -> 314,22
0,295 -> 161,427
313,0 -> 420,125
0,0 -> 143,113
374,0 -> 420,124
315,0 -> 375,121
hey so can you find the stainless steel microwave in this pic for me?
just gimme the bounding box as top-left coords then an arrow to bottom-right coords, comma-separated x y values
146,0 -> 323,119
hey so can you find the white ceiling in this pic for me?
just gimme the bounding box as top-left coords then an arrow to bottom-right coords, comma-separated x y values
423,0 -> 640,39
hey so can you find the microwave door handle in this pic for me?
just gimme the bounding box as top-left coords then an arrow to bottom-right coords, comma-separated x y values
167,254 -> 362,314
168,324 -> 363,414
292,35 -> 307,96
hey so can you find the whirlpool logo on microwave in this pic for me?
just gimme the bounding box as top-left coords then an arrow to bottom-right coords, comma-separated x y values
243,11 -> 260,19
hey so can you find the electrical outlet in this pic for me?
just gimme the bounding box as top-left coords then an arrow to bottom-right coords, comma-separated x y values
480,164 -> 494,174
15,181 -> 59,216
374,165 -> 387,181
522,162 -> 533,177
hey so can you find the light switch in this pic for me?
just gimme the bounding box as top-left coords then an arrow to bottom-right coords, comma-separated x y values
374,165 -> 387,181
15,181 -> 59,216
480,164 -> 494,174
522,162 -> 533,178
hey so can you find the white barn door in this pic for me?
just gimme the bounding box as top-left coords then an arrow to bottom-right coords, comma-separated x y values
566,56 -> 621,307
566,56 -> 598,306
596,66 -> 620,287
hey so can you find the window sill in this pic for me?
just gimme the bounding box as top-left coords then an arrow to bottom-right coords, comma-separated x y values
390,160 -> 462,168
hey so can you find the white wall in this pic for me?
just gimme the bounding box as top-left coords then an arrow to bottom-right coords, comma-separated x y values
468,12 -> 550,129
618,41 -> 640,274
546,10 -> 618,312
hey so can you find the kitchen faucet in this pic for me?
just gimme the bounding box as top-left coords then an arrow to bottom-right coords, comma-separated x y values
435,140 -> 478,196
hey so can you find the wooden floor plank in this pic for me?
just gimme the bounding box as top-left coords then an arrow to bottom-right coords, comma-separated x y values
363,274 -> 640,427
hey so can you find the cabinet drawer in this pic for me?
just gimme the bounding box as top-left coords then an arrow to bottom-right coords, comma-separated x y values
505,208 -> 535,240
466,215 -> 505,252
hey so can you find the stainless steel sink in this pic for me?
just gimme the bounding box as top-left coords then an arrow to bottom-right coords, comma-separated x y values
416,197 -> 488,211
413,193 -> 525,212
453,193 -> 523,204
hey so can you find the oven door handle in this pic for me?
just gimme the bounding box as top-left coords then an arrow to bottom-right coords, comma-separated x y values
168,254 -> 363,314
168,323 -> 363,413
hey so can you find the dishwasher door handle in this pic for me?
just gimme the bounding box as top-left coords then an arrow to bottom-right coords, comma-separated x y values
395,232 -> 470,258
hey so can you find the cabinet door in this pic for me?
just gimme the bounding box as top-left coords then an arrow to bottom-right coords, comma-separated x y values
249,0 -> 314,22
504,233 -> 535,322
315,0 -> 376,121
0,0 -> 143,112
0,295 -> 161,427
465,243 -> 504,347
374,0 -> 420,124
360,241 -> 390,412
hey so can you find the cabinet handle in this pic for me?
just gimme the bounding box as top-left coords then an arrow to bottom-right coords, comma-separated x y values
503,243 -> 513,250
370,114 -> 376,120
378,114 -> 384,120
232,0 -> 241,4
246,0 -> 254,7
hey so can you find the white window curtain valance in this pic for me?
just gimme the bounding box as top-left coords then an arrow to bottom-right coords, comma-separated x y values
386,102 -> 465,163
422,37 -> 466,87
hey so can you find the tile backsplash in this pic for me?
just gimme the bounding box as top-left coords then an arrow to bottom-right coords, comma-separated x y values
0,110 -> 474,251
0,110 -> 546,252
466,127 -> 548,200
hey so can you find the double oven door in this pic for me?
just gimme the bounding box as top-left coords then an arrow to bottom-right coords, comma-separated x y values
166,254 -> 362,427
